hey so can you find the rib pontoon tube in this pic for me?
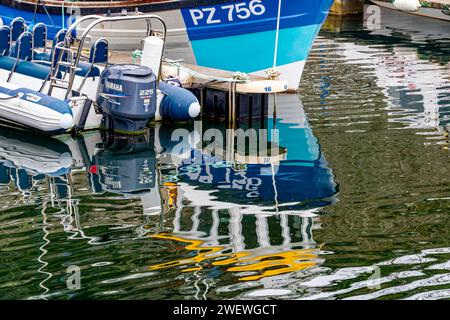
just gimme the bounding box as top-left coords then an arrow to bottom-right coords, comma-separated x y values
0,85 -> 74,134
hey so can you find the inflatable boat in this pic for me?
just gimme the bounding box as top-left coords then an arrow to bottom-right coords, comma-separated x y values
0,14 -> 201,134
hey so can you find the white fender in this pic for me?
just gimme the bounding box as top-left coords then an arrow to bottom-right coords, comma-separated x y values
393,0 -> 421,12
236,80 -> 289,94
141,36 -> 164,78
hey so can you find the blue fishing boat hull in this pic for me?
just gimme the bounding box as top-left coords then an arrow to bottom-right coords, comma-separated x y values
0,0 -> 334,90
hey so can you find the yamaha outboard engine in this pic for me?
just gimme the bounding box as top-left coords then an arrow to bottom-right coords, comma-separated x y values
97,64 -> 157,134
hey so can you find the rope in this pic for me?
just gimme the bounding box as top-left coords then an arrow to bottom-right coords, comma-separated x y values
131,49 -> 141,64
0,94 -> 18,100
273,0 -> 282,68
163,57 -> 249,83
265,68 -> 281,80
132,51 -> 251,83
61,1 -> 65,30
34,0 -> 56,27
32,0 -> 39,24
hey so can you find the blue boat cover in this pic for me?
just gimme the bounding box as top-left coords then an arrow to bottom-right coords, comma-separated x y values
53,29 -> 67,48
10,32 -> 32,61
0,55 -> 57,80
34,52 -> 100,78
90,38 -> 108,64
31,28 -> 99,78
10,17 -> 25,42
33,51 -> 51,61
32,23 -> 47,50
0,26 -> 11,56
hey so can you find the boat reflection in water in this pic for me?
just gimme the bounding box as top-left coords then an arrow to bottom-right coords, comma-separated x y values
322,5 -> 450,133
0,128 -> 72,194
0,94 -> 338,298
143,97 -> 336,294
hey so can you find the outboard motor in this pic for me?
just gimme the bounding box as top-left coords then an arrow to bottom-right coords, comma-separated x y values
97,64 -> 157,134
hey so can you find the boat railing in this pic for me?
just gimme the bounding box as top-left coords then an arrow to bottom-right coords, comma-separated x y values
60,13 -> 167,98
47,42 -> 76,96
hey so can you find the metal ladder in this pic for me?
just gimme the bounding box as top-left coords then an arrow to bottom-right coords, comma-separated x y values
46,42 -> 77,97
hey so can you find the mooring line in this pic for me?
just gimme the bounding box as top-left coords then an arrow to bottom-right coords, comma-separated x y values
273,0 -> 282,68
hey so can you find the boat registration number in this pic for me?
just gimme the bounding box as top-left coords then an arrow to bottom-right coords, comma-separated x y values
188,0 -> 267,26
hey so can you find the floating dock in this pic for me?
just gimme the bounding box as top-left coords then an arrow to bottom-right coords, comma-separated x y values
161,61 -> 288,127
161,62 -> 288,94
111,51 -> 288,127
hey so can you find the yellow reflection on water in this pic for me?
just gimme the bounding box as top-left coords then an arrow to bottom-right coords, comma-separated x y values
148,233 -> 319,281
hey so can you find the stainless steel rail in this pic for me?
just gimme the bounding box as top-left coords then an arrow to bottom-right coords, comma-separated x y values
59,14 -> 167,98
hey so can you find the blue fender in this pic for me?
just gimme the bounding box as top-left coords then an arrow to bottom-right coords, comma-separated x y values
159,82 -> 201,121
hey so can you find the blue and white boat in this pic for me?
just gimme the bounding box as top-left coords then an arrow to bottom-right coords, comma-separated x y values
0,0 -> 335,90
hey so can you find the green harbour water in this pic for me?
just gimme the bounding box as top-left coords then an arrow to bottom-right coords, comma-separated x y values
1,7 -> 450,300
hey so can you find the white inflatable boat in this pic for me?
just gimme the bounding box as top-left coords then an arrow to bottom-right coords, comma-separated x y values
0,14 -> 201,134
